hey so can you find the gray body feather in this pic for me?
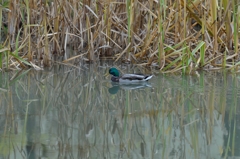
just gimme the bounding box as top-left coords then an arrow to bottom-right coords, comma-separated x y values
119,74 -> 153,83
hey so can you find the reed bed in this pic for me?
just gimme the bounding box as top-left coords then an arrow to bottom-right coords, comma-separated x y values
0,0 -> 239,73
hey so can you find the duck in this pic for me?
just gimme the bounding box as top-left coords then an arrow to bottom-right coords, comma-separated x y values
109,67 -> 153,83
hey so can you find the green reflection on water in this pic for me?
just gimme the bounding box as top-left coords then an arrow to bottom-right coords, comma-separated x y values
0,66 -> 239,159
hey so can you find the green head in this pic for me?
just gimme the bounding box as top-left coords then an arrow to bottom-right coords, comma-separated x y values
109,68 -> 120,77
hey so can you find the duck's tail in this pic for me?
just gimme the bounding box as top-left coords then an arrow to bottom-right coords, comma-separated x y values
145,75 -> 153,81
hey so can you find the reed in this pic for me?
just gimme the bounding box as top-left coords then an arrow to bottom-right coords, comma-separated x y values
232,0 -> 239,57
0,0 -> 239,72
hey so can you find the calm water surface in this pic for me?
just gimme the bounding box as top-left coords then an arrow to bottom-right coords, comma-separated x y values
0,65 -> 240,159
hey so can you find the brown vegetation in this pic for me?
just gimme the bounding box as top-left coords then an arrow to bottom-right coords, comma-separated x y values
0,0 -> 239,73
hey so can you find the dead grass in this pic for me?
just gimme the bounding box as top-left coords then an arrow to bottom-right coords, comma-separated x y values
0,0 -> 239,73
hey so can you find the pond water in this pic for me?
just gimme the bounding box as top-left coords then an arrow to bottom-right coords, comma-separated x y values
0,64 -> 240,159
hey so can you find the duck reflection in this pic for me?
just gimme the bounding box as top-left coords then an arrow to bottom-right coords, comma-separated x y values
108,82 -> 152,94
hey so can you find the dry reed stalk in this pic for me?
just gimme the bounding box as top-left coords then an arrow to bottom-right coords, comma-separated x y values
0,5 -> 2,42
8,0 -> 17,42
211,0 -> 218,58
25,0 -> 33,62
232,0 -> 239,57
43,1 -> 50,66
53,0 -> 61,54
223,0 -> 232,49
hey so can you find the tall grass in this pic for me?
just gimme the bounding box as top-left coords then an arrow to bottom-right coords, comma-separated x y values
0,0 -> 239,72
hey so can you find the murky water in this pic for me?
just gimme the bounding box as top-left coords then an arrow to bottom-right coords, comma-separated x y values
0,65 -> 240,159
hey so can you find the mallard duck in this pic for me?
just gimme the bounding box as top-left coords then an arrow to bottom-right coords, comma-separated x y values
109,67 -> 153,83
